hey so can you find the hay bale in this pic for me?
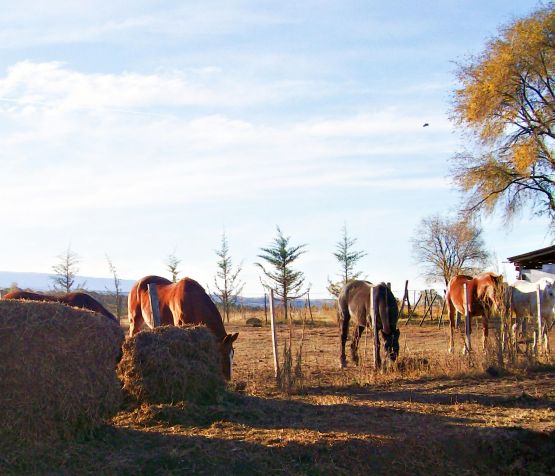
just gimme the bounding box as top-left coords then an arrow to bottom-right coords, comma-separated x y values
246,317 -> 262,327
117,325 -> 225,404
0,300 -> 124,445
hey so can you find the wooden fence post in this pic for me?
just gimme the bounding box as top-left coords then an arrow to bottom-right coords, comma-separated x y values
463,282 -> 471,353
535,285 -> 542,354
307,292 -> 314,324
147,283 -> 161,328
404,293 -> 423,325
264,293 -> 268,325
398,280 -> 411,318
419,292 -> 438,326
269,289 -> 279,380
438,290 -> 447,328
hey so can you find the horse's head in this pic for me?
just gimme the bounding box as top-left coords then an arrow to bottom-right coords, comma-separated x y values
477,272 -> 504,313
220,333 -> 239,380
541,280 -> 555,319
382,328 -> 400,361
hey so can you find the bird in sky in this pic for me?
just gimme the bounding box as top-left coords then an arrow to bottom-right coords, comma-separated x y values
423,123 -> 429,127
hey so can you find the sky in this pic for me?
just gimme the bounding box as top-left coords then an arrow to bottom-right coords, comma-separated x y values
0,0 -> 551,299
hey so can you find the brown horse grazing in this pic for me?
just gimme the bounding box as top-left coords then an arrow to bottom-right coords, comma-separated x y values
338,280 -> 400,369
128,275 -> 239,380
2,290 -> 118,322
445,272 -> 504,354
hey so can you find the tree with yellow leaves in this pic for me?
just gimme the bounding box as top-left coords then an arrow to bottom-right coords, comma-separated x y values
451,4 -> 555,227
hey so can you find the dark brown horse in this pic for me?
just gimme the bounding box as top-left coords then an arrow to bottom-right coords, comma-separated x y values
338,280 -> 400,369
445,272 -> 504,353
128,275 -> 238,380
2,290 -> 117,322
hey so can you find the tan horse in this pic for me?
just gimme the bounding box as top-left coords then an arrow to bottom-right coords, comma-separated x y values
128,275 -> 238,380
2,290 -> 117,322
445,272 -> 504,353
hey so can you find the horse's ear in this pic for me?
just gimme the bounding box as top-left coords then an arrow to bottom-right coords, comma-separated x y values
222,333 -> 239,344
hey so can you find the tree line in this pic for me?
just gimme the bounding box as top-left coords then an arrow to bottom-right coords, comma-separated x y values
28,5 -> 555,321
47,215 -> 491,324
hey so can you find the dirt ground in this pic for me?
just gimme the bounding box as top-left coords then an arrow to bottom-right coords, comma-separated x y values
3,317 -> 555,475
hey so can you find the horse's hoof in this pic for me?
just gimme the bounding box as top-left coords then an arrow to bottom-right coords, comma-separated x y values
340,357 -> 347,369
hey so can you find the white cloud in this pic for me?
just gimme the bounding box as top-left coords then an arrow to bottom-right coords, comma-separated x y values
0,61 -> 453,230
0,61 -> 330,114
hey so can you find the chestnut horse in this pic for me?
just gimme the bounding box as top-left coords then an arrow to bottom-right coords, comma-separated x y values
128,275 -> 238,380
445,272 -> 504,353
338,280 -> 400,369
2,290 -> 117,322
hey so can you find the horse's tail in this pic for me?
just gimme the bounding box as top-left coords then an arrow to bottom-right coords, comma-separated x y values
337,285 -> 352,341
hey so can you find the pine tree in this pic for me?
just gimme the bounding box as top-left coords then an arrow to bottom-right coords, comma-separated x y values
256,227 -> 307,322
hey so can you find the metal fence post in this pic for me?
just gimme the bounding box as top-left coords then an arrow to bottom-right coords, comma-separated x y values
463,282 -> 471,353
269,289 -> 279,379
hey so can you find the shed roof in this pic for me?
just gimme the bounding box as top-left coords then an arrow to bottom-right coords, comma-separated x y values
507,245 -> 555,270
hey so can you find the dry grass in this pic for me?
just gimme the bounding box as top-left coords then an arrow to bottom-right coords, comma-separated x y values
2,304 -> 555,475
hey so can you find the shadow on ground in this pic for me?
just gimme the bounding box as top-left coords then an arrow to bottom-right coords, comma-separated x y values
2,384 -> 554,476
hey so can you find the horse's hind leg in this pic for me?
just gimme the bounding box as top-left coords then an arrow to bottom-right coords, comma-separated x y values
447,298 -> 456,354
350,325 -> 365,366
128,293 -> 143,337
338,308 -> 349,368
543,322 -> 550,354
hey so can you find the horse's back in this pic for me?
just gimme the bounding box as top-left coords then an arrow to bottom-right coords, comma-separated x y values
3,290 -> 56,301
174,278 -> 226,337
62,292 -> 117,322
338,280 -> 371,325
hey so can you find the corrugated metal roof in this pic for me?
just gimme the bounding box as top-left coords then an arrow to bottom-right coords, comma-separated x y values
507,245 -> 555,270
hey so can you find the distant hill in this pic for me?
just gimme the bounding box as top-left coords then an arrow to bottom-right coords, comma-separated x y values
0,271 -> 136,293
234,295 -> 335,309
0,271 -> 335,308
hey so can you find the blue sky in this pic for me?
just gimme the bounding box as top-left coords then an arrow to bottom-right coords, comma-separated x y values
0,0 -> 550,298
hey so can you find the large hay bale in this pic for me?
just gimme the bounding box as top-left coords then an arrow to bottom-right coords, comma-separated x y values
0,300 -> 124,444
117,325 -> 225,404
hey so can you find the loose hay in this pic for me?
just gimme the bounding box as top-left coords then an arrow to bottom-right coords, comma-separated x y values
246,317 -> 263,327
117,325 -> 225,405
0,300 -> 124,445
